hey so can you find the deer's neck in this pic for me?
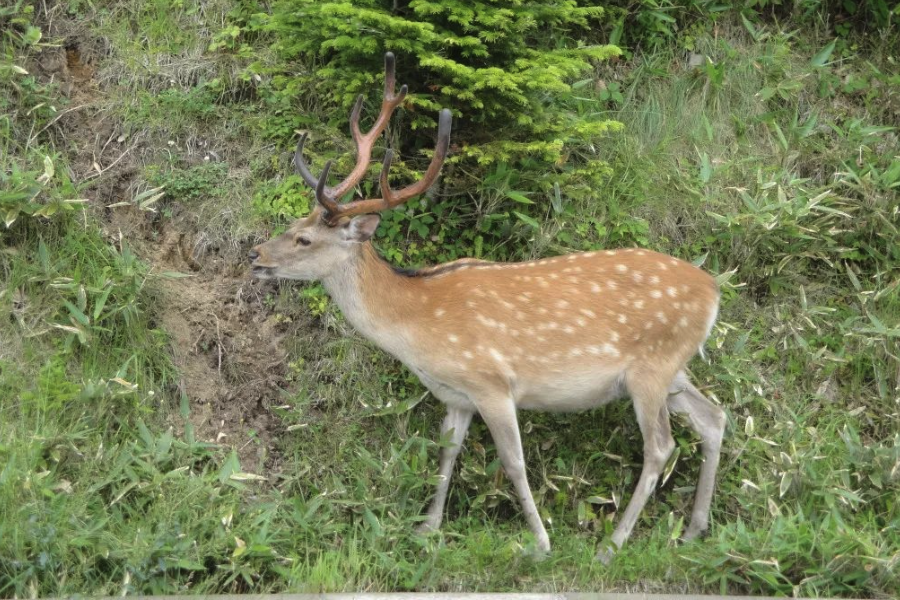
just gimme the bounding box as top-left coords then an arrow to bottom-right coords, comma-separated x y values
321,243 -> 419,353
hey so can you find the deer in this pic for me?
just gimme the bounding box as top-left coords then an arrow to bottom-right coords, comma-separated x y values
249,52 -> 727,563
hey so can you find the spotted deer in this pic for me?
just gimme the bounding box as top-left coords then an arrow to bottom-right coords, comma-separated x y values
249,53 -> 726,562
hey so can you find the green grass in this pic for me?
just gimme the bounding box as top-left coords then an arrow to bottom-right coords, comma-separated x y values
1,1 -> 898,597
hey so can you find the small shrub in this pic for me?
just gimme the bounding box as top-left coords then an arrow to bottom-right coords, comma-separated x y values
148,162 -> 229,203
252,174 -> 311,220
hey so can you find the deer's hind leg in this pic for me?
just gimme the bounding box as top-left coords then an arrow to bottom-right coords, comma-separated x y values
597,369 -> 676,563
666,372 -> 726,540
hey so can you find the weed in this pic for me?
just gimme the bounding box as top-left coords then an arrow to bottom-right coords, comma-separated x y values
148,162 -> 229,204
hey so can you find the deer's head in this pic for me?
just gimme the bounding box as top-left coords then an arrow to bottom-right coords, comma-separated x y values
249,53 -> 451,281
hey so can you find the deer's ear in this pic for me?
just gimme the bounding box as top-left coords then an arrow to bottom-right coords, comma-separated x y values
341,214 -> 381,243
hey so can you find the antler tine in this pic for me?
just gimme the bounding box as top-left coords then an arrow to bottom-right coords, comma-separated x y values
378,149 -> 396,208
382,52 -> 409,104
315,160 -> 341,218
384,52 -> 397,99
381,108 -> 452,206
293,133 -> 325,190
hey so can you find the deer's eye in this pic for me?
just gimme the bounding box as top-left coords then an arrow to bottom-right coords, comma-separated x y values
295,236 -> 311,247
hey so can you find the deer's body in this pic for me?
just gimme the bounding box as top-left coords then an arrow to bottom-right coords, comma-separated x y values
251,53 -> 727,562
327,241 -> 718,415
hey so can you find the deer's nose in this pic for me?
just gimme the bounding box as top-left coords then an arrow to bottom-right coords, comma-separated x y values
248,249 -> 260,262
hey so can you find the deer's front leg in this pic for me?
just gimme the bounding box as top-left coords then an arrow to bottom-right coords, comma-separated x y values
479,397 -> 551,554
417,407 -> 474,533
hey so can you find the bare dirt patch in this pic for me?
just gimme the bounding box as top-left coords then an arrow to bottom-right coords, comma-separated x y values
41,34 -> 295,475
152,228 -> 290,474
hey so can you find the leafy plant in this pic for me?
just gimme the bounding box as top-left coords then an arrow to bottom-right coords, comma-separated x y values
252,174 -> 311,220
148,162 -> 228,204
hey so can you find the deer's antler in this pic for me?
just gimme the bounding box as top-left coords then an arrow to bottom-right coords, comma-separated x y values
293,53 -> 451,225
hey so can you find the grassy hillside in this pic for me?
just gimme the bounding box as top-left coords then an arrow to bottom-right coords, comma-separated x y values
1,0 -> 898,596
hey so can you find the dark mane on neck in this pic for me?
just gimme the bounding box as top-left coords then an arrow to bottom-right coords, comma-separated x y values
390,258 -> 490,279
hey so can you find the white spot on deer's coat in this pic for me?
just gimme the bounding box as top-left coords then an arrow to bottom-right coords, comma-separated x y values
650,290 -> 662,299
557,300 -> 569,309
448,334 -> 459,343
667,287 -> 678,297
435,308 -> 446,317
591,283 -> 602,293
463,351 -> 474,359
616,264 -> 628,273
618,314 -> 627,324
477,315 -> 497,328
634,299 -> 645,309
602,343 -> 620,357
657,312 -> 668,324
580,308 -> 596,318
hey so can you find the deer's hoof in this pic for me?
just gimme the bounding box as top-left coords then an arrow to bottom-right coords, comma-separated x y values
415,520 -> 440,536
523,537 -> 551,561
681,521 -> 708,542
595,543 -> 617,565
